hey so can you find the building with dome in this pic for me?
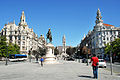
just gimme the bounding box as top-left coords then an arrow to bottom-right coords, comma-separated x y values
79,8 -> 120,58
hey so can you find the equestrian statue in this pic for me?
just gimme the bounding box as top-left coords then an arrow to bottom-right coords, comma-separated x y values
46,28 -> 52,43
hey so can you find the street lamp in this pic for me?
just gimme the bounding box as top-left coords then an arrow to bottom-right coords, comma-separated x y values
78,49 -> 80,63
86,43 -> 88,66
5,43 -> 8,65
110,29 -> 113,75
29,48 -> 32,62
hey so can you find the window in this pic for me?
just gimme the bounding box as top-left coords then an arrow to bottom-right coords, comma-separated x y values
22,46 -> 25,50
110,37 -> 112,41
10,31 -> 12,35
103,27 -> 105,29
15,31 -> 17,34
114,31 -> 116,34
107,32 -> 108,35
107,37 -> 109,41
103,37 -> 105,40
15,36 -> 17,40
114,37 -> 116,39
10,26 -> 12,30
99,32 -> 101,35
23,36 -> 25,40
10,36 -> 12,40
103,32 -> 105,35
23,41 -> 25,45
18,36 -> 21,40
110,31 -> 112,35
18,41 -> 20,45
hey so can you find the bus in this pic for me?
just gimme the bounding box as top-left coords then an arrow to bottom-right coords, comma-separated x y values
9,54 -> 27,62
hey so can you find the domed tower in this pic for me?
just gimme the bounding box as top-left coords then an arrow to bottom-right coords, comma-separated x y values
95,8 -> 103,25
19,11 -> 27,26
40,35 -> 46,45
94,8 -> 103,31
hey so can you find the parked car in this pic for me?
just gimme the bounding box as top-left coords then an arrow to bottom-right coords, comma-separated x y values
98,59 -> 106,68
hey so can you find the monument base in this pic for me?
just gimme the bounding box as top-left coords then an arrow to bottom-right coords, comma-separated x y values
44,43 -> 59,64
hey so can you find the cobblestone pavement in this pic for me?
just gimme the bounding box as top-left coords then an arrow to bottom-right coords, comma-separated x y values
0,60 -> 120,80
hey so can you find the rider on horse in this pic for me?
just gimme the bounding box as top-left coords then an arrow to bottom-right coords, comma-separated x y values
46,28 -> 52,43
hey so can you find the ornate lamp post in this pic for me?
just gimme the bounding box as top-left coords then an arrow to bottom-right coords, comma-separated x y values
29,48 -> 32,62
86,43 -> 88,66
78,49 -> 80,63
110,29 -> 113,75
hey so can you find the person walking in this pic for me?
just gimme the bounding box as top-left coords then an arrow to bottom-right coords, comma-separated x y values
40,57 -> 44,67
90,54 -> 99,79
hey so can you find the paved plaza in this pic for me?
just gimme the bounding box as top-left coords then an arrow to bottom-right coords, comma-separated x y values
0,60 -> 120,80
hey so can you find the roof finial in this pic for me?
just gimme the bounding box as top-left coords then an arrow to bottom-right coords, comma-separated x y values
95,8 -> 103,25
63,35 -> 66,43
19,11 -> 27,25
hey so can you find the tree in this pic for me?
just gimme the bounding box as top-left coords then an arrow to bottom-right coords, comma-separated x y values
0,36 -> 7,57
14,44 -> 20,54
105,38 -> 120,55
0,36 -> 20,57
66,47 -> 76,56
54,47 -> 59,55
38,47 -> 46,56
8,43 -> 15,55
8,43 -> 20,55
82,46 -> 87,54
105,38 -> 120,61
105,43 -> 111,55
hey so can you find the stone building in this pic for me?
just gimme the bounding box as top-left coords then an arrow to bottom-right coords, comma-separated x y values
0,11 -> 45,54
79,8 -> 120,57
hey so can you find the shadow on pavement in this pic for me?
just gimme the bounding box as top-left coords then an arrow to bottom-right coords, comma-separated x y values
117,74 -> 120,76
78,75 -> 93,79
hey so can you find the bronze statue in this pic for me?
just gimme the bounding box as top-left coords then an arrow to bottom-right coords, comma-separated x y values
46,28 -> 52,43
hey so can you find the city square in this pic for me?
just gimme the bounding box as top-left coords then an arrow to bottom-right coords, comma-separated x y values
0,0 -> 120,80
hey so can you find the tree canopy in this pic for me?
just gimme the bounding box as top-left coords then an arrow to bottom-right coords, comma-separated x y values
38,47 -> 46,56
0,36 -> 20,57
54,47 -> 59,55
0,36 -> 7,57
105,38 -> 120,56
66,47 -> 76,56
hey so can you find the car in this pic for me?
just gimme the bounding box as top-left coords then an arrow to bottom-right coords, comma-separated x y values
98,59 -> 106,68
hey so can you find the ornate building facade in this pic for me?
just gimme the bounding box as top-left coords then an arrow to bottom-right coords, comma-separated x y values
79,8 -> 120,57
0,11 -> 45,54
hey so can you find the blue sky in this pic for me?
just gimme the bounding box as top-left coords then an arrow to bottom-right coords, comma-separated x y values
0,0 -> 120,47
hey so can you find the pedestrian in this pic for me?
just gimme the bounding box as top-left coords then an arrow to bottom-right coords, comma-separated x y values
40,57 -> 44,67
90,54 -> 99,79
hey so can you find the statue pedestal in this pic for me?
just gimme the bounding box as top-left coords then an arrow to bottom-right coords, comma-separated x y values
44,43 -> 58,64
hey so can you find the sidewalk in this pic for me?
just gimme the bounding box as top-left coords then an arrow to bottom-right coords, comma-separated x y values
0,60 -> 120,80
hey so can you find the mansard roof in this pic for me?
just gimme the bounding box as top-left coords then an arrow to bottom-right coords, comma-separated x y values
103,23 -> 113,27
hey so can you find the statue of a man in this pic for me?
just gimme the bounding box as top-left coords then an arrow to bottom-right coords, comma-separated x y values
46,28 -> 52,43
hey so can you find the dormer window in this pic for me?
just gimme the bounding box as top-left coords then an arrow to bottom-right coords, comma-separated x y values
103,27 -> 105,29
